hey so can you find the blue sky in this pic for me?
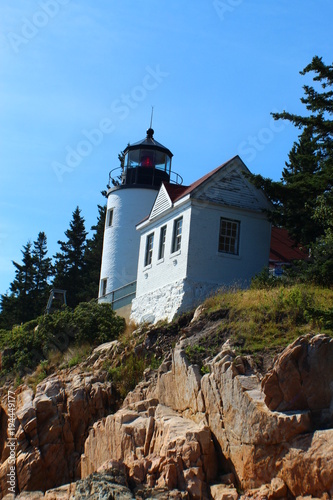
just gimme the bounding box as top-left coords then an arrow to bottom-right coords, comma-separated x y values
0,0 -> 332,296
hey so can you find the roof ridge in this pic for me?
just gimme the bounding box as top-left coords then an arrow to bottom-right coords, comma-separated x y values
171,155 -> 239,202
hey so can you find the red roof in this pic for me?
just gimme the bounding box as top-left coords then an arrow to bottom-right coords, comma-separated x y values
137,156 -> 240,226
163,183 -> 189,201
269,227 -> 308,263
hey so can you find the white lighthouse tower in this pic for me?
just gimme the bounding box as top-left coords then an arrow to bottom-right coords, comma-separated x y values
99,127 -> 181,317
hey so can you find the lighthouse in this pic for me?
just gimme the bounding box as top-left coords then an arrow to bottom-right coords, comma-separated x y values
98,127 -> 182,317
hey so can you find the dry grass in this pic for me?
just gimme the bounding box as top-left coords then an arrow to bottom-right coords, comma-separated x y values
203,284 -> 333,354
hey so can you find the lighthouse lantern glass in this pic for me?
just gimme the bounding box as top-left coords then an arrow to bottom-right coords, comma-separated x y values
140,150 -> 155,167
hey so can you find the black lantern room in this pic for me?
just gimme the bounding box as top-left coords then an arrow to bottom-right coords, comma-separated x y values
121,128 -> 173,187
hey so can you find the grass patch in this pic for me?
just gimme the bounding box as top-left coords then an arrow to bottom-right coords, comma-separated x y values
107,354 -> 146,399
68,344 -> 92,367
203,284 -> 333,355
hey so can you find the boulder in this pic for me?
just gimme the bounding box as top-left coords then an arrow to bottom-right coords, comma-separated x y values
210,485 -> 239,500
262,335 -> 333,427
0,371 -> 116,496
153,338 -> 333,496
81,400 -> 217,495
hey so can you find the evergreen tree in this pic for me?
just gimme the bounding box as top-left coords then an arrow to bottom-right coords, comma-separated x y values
0,293 -> 17,330
0,241 -> 35,326
83,204 -> 106,301
0,233 -> 53,327
250,56 -> 333,246
31,232 -> 53,315
53,206 -> 88,308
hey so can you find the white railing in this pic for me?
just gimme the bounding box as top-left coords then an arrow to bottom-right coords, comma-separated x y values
99,281 -> 137,310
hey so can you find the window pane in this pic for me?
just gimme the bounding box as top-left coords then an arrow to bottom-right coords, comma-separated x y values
145,233 -> 154,266
101,279 -> 107,296
172,217 -> 183,253
159,226 -> 167,259
218,218 -> 240,255
107,209 -> 113,227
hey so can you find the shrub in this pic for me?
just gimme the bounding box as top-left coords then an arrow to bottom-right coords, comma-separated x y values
38,307 -> 76,353
250,267 -> 281,290
1,301 -> 125,377
108,354 -> 146,399
73,301 -> 125,345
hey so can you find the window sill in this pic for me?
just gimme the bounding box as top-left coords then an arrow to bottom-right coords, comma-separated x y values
143,263 -> 152,271
157,258 -> 165,265
217,251 -> 241,260
170,249 -> 181,258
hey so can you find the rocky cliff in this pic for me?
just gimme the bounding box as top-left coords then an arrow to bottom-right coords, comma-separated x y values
1,307 -> 333,499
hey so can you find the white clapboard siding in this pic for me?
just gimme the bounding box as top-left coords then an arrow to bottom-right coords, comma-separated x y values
149,184 -> 172,220
196,170 -> 267,211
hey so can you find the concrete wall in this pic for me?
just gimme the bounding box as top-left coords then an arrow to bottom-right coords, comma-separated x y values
99,186 -> 158,298
131,277 -> 220,323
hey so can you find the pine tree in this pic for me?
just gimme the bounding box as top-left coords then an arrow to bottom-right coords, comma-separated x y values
0,233 -> 53,327
31,232 -> 53,315
1,241 -> 36,325
53,206 -> 88,308
250,56 -> 333,246
0,293 -> 17,329
83,204 -> 106,301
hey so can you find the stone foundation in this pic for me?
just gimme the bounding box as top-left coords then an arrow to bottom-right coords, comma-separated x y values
130,279 -> 219,324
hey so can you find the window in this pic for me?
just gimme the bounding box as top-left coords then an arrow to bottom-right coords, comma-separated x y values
144,233 -> 154,266
158,226 -> 167,260
101,278 -> 107,296
218,217 -> 240,255
106,208 -> 114,227
172,217 -> 183,253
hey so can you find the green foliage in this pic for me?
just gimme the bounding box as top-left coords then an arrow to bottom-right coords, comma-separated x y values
0,318 -> 47,375
73,301 -> 125,345
83,205 -> 106,301
0,232 -> 53,329
0,202 -> 107,328
108,354 -> 146,399
31,232 -> 53,314
53,206 -> 88,308
68,354 -> 82,368
249,56 -> 333,249
185,343 -> 215,372
185,344 -> 206,360
149,354 -> 162,370
203,284 -> 333,356
0,301 -> 125,377
250,267 -> 281,290
306,306 -> 333,331
37,307 -> 76,353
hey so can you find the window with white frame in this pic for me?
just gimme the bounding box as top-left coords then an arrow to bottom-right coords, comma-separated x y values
144,233 -> 154,266
106,208 -> 114,227
218,217 -> 240,255
158,225 -> 167,259
172,217 -> 183,253
101,278 -> 107,296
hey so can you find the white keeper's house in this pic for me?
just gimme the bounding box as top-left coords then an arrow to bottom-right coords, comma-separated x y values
99,128 -> 272,323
